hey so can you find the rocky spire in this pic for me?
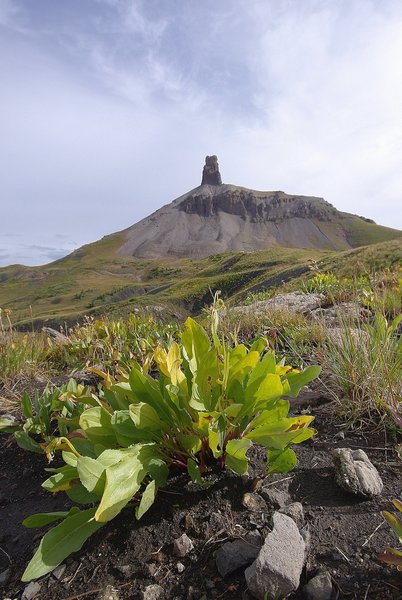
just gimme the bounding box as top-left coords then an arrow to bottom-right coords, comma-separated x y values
201,155 -> 222,185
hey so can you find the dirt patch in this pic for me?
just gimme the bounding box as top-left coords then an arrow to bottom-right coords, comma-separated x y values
1,405 -> 401,600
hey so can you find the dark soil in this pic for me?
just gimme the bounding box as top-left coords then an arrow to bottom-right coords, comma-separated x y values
1,403 -> 402,600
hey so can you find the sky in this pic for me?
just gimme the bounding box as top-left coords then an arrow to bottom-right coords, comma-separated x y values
1,0 -> 402,267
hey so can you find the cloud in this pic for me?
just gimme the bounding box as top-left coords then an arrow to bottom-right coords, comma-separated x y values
0,0 -> 401,268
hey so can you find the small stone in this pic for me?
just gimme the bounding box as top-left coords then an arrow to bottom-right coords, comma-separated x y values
98,585 -> 120,600
184,514 -> 196,530
216,532 -> 263,577
279,502 -> 305,528
259,487 -> 290,508
147,563 -> 158,577
173,533 -> 194,557
22,581 -> 41,600
334,431 -> 345,440
205,580 -> 215,590
242,492 -> 267,511
177,562 -> 185,573
0,568 -> 11,586
332,448 -> 383,498
116,564 -> 132,577
142,584 -> 165,600
245,513 -> 305,600
303,570 -> 333,600
52,564 -> 66,580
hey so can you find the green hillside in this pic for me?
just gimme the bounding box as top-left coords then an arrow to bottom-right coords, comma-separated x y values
0,235 -> 401,327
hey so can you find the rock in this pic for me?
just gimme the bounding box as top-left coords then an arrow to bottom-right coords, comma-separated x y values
215,531 -> 263,577
98,585 -> 120,600
42,326 -> 69,345
303,570 -> 333,600
184,514 -> 196,531
52,564 -> 66,580
142,584 -> 165,600
116,564 -> 132,577
334,431 -> 345,440
234,292 -> 324,318
177,562 -> 185,573
242,492 -> 267,512
245,512 -> 305,600
279,502 -> 305,528
259,487 -> 290,508
201,155 -> 222,185
173,533 -> 194,557
0,567 -> 10,586
332,448 -> 383,498
22,581 -> 41,600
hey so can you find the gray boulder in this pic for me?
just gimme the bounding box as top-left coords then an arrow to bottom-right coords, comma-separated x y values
259,486 -> 290,509
332,448 -> 383,498
245,513 -> 305,599
216,531 -> 263,577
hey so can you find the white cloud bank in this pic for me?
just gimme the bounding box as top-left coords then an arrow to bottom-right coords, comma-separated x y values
0,0 -> 401,266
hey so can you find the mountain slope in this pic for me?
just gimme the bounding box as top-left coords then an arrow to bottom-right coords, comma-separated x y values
116,157 -> 401,259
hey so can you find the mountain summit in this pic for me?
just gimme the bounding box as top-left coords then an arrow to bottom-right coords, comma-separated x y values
117,156 -> 401,259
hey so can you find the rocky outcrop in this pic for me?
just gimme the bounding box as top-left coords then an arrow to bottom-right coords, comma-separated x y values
201,155 -> 222,185
117,157 -> 402,259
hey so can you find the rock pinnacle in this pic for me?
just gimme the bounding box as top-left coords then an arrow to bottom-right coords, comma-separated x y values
201,155 -> 222,185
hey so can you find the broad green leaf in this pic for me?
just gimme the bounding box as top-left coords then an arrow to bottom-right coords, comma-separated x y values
23,507 -> 80,528
285,366 -> 321,398
146,458 -> 168,486
267,447 -> 297,474
177,433 -> 201,454
248,400 -> 290,430
208,429 -> 221,458
79,407 -> 116,446
225,438 -> 252,475
66,483 -> 100,505
135,480 -> 156,519
246,352 -> 277,401
14,431 -> 42,453
227,351 -> 260,387
187,458 -> 203,484
245,416 -> 315,449
22,508 -> 104,581
77,456 -> 106,495
95,448 -> 150,522
62,451 -> 78,467
111,410 -> 154,446
128,368 -> 171,421
21,393 -> 33,418
129,402 -> 163,430
42,466 -> 78,492
181,317 -> 211,373
0,416 -> 20,432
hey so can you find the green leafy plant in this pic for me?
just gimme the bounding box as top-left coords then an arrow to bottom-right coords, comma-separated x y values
21,307 -> 320,582
0,380 -> 94,453
378,499 -> 402,569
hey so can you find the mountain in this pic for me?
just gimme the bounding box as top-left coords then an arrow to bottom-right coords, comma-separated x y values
116,156 -> 401,259
1,156 -> 401,326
